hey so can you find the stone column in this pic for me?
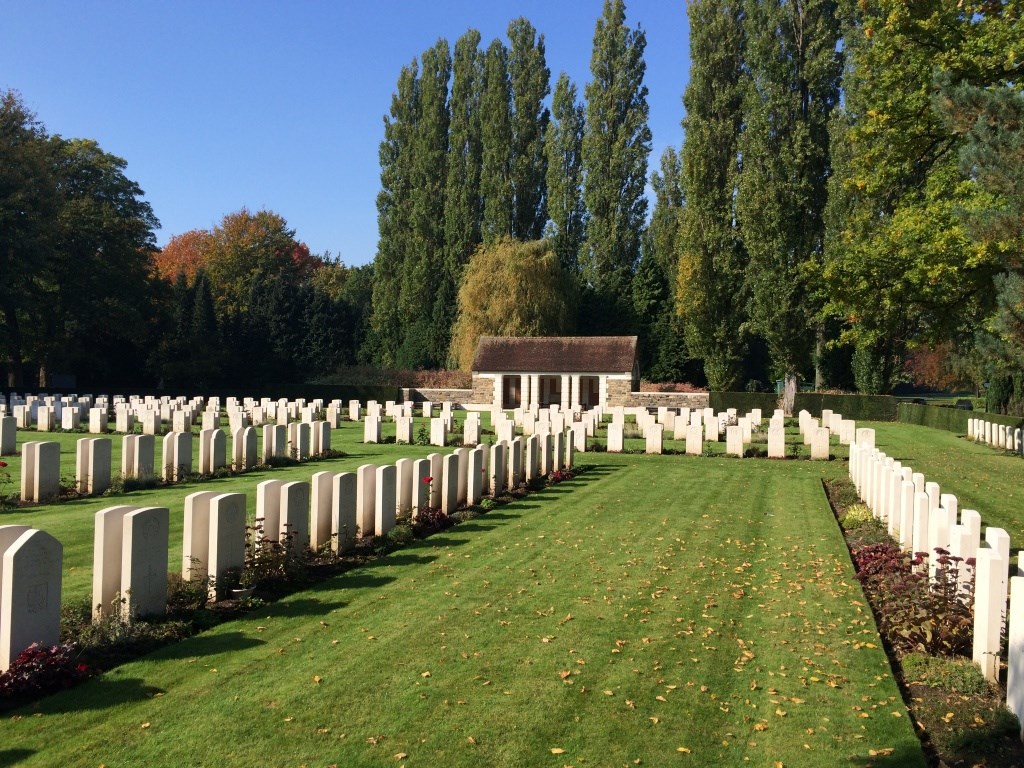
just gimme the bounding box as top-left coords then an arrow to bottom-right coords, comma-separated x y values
521,374 -> 530,410
530,374 -> 540,410
599,376 -> 609,409
571,375 -> 581,409
560,375 -> 570,411
494,374 -> 504,411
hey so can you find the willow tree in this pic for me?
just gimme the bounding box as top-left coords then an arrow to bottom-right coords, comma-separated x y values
449,238 -> 574,370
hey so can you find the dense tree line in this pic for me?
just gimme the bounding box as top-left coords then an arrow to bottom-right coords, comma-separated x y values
366,0 -> 1021,402
0,90 -> 371,390
3,0 -> 1021,401
1,91 -> 159,389
369,0 -> 655,371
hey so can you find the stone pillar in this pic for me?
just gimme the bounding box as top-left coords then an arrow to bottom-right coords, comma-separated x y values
530,374 -> 540,410
521,374 -> 530,411
560,375 -> 570,411
494,374 -> 504,411
571,375 -> 581,409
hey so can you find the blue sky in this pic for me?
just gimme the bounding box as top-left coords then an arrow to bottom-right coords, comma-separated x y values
2,1 -> 689,266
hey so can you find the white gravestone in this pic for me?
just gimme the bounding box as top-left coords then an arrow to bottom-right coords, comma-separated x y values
356,464 -> 377,537
374,465 -> 397,536
280,481 -> 310,551
310,471 -> 334,552
332,472 -> 358,553
0,527 -> 62,671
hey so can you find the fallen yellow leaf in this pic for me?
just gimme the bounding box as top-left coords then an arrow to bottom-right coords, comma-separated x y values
551,747 -> 566,754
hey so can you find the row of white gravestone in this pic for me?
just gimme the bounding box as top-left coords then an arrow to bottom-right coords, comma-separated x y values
0,422 -> 578,674
17,423 -> 333,504
848,432 -> 1024,728
3,391 -> 352,441
968,418 -> 1024,456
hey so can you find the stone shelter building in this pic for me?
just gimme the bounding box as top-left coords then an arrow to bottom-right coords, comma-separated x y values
469,336 -> 639,411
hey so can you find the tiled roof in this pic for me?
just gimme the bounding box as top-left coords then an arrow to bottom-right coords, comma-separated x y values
472,336 -> 638,374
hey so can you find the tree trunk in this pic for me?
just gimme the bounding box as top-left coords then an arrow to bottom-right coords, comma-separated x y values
814,322 -> 825,390
2,300 -> 24,389
783,373 -> 798,416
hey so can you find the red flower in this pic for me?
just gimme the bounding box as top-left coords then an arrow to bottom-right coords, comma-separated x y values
0,461 -> 7,468
423,476 -> 433,483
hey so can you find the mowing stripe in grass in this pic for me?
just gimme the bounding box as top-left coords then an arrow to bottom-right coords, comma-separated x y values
1,453 -> 923,768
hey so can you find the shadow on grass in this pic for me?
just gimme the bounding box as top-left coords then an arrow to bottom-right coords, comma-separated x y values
27,677 -> 166,715
149,629 -> 265,660
847,743 -> 931,767
311,572 -> 398,595
0,750 -> 34,767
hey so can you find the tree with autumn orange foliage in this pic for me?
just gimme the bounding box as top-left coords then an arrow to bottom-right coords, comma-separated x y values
152,229 -> 215,285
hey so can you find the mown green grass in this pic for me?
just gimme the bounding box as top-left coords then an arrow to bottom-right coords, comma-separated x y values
1,417 -> 491,603
0,451 -> 923,768
869,421 -> 1024,546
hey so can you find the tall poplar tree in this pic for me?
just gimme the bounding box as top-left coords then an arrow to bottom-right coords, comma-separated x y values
634,147 -> 687,382
676,0 -> 748,391
581,0 -> 651,332
737,0 -> 841,386
544,73 -> 586,277
370,61 -> 419,367
480,39 -> 513,243
402,38 -> 451,367
507,18 -> 550,240
436,29 -> 484,366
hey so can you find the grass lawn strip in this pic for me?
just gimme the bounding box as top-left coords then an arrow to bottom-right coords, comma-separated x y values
1,454 -> 922,767
868,421 -> 1024,546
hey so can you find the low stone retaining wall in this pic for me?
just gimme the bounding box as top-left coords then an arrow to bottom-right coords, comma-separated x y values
614,391 -> 710,410
399,387 -> 474,405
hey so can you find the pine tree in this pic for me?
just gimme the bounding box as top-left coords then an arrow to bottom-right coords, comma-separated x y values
676,0 -> 748,391
507,18 -> 550,241
544,73 -> 586,277
480,38 -> 513,243
581,0 -> 651,332
737,0 -> 841,386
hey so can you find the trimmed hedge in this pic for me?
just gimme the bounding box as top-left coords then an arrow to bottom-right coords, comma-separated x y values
793,393 -> 900,421
2,384 -> 401,405
709,391 -> 780,414
898,402 -> 1024,435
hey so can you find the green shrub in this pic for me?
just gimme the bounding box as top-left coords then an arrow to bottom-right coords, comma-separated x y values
901,653 -> 989,695
709,391 -> 779,414
841,503 -> 874,530
794,393 -> 899,421
385,524 -> 414,548
897,402 -> 1023,434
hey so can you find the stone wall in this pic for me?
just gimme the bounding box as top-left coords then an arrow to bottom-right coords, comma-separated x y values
606,378 -> 709,410
399,387 -> 474,405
